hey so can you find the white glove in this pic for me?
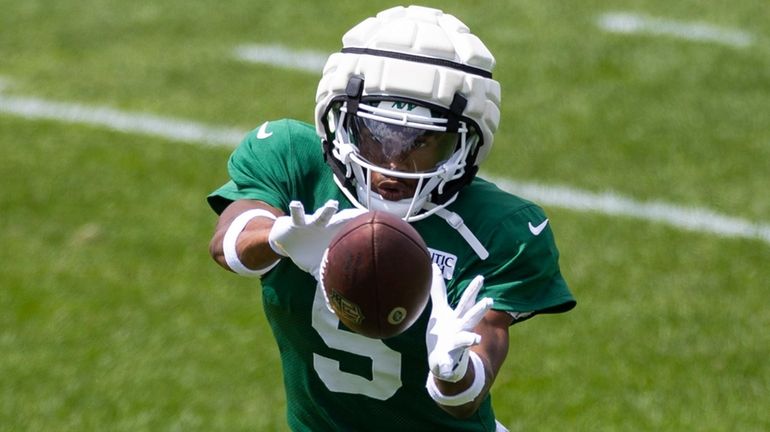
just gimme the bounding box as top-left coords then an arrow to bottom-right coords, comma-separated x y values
426,264 -> 493,382
268,200 -> 366,278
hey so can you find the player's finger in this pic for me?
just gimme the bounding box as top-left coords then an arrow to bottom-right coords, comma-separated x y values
460,298 -> 494,330
289,201 -> 306,226
311,200 -> 339,226
447,331 -> 482,352
455,275 -> 484,315
429,264 -> 448,308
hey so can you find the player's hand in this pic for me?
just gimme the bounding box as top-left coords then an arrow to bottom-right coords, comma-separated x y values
268,200 -> 366,279
426,264 -> 493,382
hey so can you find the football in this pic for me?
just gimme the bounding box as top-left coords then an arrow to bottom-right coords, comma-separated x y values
320,211 -> 432,339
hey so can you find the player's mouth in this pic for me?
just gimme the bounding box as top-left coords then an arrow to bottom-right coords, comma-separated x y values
373,178 -> 415,201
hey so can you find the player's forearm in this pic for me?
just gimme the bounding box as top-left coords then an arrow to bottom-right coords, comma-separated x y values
209,200 -> 284,274
210,221 -> 279,271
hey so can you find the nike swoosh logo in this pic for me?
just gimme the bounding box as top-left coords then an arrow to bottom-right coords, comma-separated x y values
528,219 -> 549,236
256,122 -> 273,139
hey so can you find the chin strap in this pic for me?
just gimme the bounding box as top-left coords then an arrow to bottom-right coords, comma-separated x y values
433,207 -> 489,260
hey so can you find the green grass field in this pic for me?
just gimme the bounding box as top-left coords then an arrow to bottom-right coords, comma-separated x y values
2,1 -> 769,430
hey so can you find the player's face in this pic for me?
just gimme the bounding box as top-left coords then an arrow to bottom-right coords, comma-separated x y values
352,116 -> 458,201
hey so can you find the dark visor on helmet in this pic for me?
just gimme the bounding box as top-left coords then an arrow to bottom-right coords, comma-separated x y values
350,116 -> 458,173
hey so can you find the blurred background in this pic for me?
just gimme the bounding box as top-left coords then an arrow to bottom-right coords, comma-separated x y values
1,1 -> 768,430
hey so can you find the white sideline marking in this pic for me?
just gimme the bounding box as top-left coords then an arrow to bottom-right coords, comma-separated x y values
0,94 -> 244,146
233,44 -> 329,74
597,12 -> 754,48
1,87 -> 769,246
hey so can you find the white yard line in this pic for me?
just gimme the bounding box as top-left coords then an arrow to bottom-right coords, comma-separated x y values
233,44 -> 329,74
495,179 -> 770,244
0,94 -> 244,146
1,90 -> 768,246
597,12 -> 754,48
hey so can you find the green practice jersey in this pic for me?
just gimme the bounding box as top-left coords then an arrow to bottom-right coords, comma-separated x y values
208,119 -> 576,431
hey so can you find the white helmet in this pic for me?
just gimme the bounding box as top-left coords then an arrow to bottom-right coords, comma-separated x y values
315,5 -> 501,221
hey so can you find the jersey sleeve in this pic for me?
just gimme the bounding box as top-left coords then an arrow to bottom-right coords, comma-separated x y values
477,204 -> 575,320
207,120 -> 316,215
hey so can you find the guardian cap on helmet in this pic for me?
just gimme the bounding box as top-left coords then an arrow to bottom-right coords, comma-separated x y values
315,5 -> 501,220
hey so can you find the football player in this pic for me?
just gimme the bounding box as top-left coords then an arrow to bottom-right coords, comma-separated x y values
208,5 -> 575,431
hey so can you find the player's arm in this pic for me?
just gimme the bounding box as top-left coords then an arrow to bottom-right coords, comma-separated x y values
425,267 -> 513,418
209,198 -> 367,278
209,199 -> 285,275
431,309 -> 512,418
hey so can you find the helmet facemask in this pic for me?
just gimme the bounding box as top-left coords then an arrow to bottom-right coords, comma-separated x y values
323,86 -> 480,221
